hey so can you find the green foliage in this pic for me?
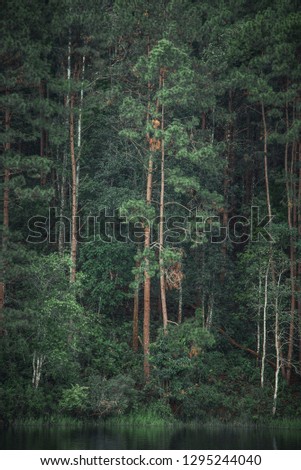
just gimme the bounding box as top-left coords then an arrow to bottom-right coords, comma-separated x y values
59,385 -> 89,415
79,239 -> 135,312
1,0 -> 301,428
88,375 -> 137,417
150,320 -> 215,399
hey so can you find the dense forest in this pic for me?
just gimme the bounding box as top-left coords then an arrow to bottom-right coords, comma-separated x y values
0,0 -> 301,424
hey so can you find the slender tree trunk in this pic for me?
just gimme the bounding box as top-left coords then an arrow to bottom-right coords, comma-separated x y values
159,71 -> 168,334
298,141 -> 301,374
273,270 -> 285,416
143,157 -> 152,378
261,261 -> 270,388
58,131 -> 67,253
58,37 -> 71,255
40,80 -> 46,185
70,93 -> 77,283
143,247 -> 151,378
143,45 -> 153,379
287,141 -> 297,384
206,294 -> 214,330
256,275 -> 262,366
221,91 -> 233,283
261,102 -> 280,385
262,102 -> 272,220
133,287 -> 139,352
178,280 -> 183,324
133,258 -> 140,352
32,351 -> 45,389
76,55 -> 85,209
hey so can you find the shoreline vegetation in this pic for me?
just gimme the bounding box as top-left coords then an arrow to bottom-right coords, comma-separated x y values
5,416 -> 301,431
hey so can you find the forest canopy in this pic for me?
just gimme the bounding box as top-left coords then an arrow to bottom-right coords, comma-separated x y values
0,0 -> 301,423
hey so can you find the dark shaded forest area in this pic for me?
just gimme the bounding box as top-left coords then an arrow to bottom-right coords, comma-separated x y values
0,0 -> 301,424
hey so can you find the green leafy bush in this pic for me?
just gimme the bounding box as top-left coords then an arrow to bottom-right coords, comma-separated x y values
88,375 -> 137,417
59,384 -> 89,415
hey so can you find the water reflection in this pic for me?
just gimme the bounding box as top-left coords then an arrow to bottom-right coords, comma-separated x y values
0,424 -> 300,450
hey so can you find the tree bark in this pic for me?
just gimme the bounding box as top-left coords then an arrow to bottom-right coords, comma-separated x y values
273,270 -> 285,415
256,274 -> 262,366
133,258 -> 140,352
178,280 -> 183,324
287,141 -> 297,384
221,91 -> 233,283
58,37 -> 71,255
159,70 -> 168,334
70,93 -> 77,283
40,80 -> 46,185
32,351 -> 45,389
261,260 -> 269,388
76,55 -> 85,210
262,102 -> 272,221
143,47 -> 153,379
143,160 -> 152,378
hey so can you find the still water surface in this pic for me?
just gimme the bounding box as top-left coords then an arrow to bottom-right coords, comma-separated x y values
0,424 -> 300,450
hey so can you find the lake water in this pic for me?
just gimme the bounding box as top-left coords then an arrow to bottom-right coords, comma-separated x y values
0,424 -> 301,450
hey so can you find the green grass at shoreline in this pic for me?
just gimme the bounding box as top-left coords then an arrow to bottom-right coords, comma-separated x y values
6,414 -> 301,430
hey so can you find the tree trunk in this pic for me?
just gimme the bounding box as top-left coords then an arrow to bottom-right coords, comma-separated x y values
261,261 -> 269,388
159,70 -> 168,334
262,102 -> 272,220
143,50 -> 153,380
221,91 -> 233,283
143,171 -> 152,379
40,80 -> 46,185
287,141 -> 297,384
261,102 -> 280,385
133,258 -> 140,352
273,270 -> 285,416
256,274 -> 262,366
76,55 -> 85,210
178,280 -> 183,324
70,93 -> 77,283
298,141 -> 301,374
32,351 -> 45,389
219,327 -> 276,370
58,37 -> 71,255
